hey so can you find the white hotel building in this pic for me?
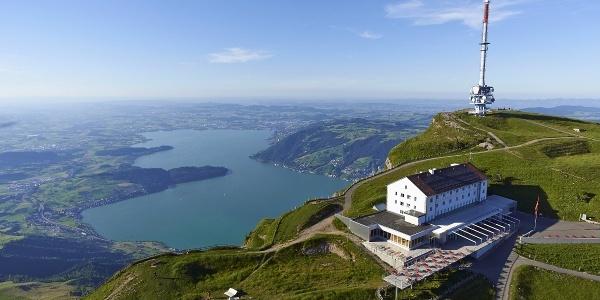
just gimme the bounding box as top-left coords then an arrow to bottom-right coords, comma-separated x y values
340,163 -> 517,251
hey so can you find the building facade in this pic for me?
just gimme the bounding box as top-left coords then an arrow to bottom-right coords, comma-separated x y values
386,163 -> 488,225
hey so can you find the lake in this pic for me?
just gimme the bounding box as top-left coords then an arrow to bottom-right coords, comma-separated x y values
81,129 -> 349,249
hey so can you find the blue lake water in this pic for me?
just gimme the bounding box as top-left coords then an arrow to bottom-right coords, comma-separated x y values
81,129 -> 349,249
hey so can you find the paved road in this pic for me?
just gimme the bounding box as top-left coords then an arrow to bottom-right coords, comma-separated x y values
468,212 -> 600,299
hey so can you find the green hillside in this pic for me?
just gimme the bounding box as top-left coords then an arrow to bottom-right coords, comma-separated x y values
252,118 -> 426,180
354,110 -> 600,220
86,110 -> 600,299
85,235 -> 383,300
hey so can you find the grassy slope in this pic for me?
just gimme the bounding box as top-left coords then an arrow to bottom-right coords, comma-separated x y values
356,110 -> 600,221
0,281 -> 78,300
86,235 -> 383,300
515,244 -> 600,275
0,235 -> 24,250
244,201 -> 341,250
443,273 -> 495,300
386,112 -> 491,167
510,265 -> 600,300
253,118 -> 424,180
379,270 -> 490,300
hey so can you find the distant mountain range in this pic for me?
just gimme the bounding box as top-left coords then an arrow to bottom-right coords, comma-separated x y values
522,105 -> 600,122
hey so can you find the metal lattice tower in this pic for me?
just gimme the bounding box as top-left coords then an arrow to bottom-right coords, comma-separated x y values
469,0 -> 495,116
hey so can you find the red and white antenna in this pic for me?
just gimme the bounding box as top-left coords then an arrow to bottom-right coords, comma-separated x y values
469,0 -> 495,116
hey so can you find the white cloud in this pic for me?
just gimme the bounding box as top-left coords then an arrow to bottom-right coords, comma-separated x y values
385,0 -> 522,29
359,30 -> 383,39
208,47 -> 273,63
332,26 -> 383,39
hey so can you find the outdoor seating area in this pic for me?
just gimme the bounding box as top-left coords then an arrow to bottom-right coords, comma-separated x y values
368,244 -> 408,261
383,248 -> 474,289
364,241 -> 434,268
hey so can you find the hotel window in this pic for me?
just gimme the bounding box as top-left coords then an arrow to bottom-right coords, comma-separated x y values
395,192 -> 397,195
430,207 -> 432,211
430,198 -> 433,203
395,200 -> 397,204
400,202 -> 404,206
414,197 -> 417,201
407,195 -> 411,199
442,201 -> 445,205
401,193 -> 405,197
405,185 -> 407,189
406,203 -> 410,207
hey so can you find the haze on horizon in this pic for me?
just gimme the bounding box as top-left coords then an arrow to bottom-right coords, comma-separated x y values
1,0 -> 599,102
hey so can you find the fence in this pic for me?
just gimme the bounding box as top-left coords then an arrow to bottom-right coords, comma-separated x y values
519,237 -> 600,244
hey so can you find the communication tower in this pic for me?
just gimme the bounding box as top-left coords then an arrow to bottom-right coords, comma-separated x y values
469,0 -> 495,116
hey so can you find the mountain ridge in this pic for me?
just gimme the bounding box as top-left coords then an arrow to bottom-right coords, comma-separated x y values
78,110 -> 600,299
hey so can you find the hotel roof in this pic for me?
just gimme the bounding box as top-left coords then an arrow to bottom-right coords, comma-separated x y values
407,163 -> 487,196
354,211 -> 434,236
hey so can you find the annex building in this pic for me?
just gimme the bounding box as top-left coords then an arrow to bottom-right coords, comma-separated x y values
338,162 -> 518,254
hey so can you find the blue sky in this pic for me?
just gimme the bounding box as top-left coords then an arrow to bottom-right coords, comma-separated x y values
1,0 -> 599,101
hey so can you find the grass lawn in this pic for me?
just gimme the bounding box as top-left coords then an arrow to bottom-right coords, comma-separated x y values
515,244 -> 600,275
0,281 -> 78,300
510,265 -> 600,300
443,273 -> 495,300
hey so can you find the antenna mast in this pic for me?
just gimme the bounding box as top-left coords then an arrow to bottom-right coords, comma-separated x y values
469,0 -> 495,116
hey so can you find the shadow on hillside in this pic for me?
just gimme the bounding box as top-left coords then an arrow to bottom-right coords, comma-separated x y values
493,111 -> 587,124
489,183 -> 559,219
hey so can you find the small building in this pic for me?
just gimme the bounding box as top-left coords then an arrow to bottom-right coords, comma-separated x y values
224,288 -> 242,300
573,128 -> 586,132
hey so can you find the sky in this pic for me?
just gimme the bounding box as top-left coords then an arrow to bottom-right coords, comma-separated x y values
1,0 -> 599,102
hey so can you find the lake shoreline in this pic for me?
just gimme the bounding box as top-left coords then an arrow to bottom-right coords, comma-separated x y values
81,129 -> 348,249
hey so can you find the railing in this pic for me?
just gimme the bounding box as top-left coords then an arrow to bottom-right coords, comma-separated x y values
519,237 -> 600,244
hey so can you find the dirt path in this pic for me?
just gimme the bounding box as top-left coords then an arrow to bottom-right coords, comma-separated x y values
455,116 -> 508,147
263,214 -> 345,252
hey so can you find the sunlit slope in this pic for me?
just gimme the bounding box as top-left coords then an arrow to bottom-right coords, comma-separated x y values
252,118 -> 425,180
85,235 -> 382,300
353,110 -> 600,220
